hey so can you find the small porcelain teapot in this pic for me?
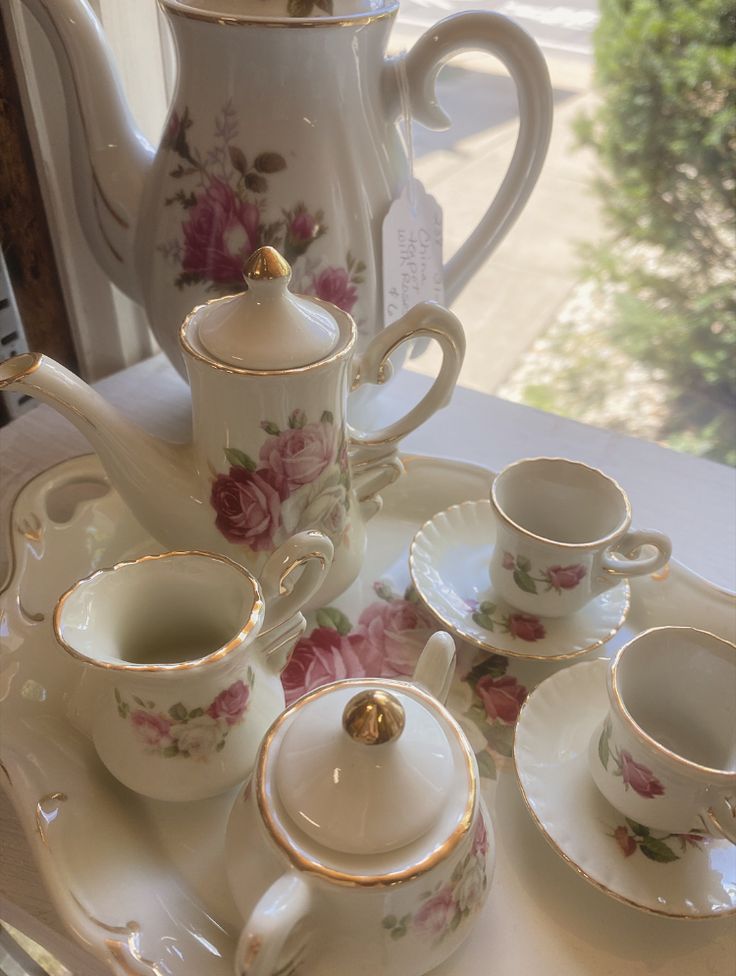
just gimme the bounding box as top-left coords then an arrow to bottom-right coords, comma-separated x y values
0,246 -> 464,606
54,534 -> 332,801
226,632 -> 494,976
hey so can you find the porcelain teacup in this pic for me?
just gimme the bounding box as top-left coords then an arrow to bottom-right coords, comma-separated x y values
54,532 -> 332,801
589,627 -> 736,842
489,457 -> 671,617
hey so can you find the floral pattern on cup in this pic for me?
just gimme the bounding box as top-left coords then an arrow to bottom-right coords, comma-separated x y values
469,598 -> 546,642
610,818 -> 708,863
382,817 -> 489,945
210,408 -> 350,552
157,101 -> 364,311
281,580 -> 531,784
597,716 -> 665,798
115,671 -> 254,760
501,552 -> 587,596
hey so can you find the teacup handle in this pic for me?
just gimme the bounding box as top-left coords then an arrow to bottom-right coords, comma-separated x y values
235,871 -> 313,976
705,794 -> 736,845
260,531 -> 334,632
348,302 -> 465,516
601,529 -> 672,579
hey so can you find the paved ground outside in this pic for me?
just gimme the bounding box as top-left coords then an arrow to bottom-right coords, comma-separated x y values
386,0 -> 602,395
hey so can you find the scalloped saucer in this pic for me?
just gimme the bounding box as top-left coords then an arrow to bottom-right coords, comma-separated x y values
409,500 -> 629,661
514,659 -> 736,918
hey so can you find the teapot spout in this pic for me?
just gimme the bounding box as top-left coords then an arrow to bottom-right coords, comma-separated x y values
17,0 -> 154,300
0,354 -> 194,539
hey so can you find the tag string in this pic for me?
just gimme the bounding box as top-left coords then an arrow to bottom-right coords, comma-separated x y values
397,54 -> 417,216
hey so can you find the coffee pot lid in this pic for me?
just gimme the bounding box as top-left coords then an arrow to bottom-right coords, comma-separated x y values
196,247 -> 340,370
274,684 -> 455,855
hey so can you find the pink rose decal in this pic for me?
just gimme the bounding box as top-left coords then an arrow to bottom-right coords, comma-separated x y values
619,750 -> 665,798
412,886 -> 456,938
502,551 -> 516,571
281,627 -> 368,706
181,178 -> 261,285
475,674 -> 528,724
131,710 -> 172,747
355,598 -> 433,678
210,466 -> 282,551
614,825 -> 637,857
545,564 -> 586,590
259,423 -> 335,494
472,817 -> 489,858
506,613 -> 546,642
207,680 -> 250,725
289,210 -> 318,243
309,267 -> 358,313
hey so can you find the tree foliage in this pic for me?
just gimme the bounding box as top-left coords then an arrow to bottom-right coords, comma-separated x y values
578,0 -> 736,463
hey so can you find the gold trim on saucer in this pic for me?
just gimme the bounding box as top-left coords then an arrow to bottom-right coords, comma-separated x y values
255,678 -> 476,886
408,500 -> 631,662
53,550 -> 264,673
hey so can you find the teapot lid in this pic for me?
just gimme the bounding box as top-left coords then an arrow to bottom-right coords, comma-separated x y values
274,684 -> 455,855
196,247 -> 340,370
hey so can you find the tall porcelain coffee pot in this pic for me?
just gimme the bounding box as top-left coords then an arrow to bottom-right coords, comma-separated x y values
21,0 -> 552,377
0,246 -> 465,606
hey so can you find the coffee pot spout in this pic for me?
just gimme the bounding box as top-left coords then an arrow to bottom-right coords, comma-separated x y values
18,0 -> 154,300
0,354 -> 196,540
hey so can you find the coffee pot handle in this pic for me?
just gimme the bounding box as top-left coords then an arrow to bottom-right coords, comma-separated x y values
399,11 -> 553,303
234,871 -> 313,976
348,302 -> 465,517
260,531 -> 334,633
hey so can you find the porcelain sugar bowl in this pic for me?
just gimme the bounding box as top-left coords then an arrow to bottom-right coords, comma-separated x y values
0,246 -> 465,607
225,632 -> 494,976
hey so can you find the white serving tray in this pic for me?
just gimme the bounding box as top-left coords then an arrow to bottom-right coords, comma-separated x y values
2,454 -> 734,976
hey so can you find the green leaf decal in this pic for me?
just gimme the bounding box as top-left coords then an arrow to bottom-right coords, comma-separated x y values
475,750 -> 497,781
189,707 -> 204,719
484,722 -> 514,757
169,702 -> 188,722
472,611 -> 495,631
216,740 -> 226,752
513,568 -> 538,594
224,447 -> 256,471
640,837 -> 679,863
229,146 -> 247,175
382,915 -> 397,930
261,421 -> 281,437
162,745 -> 179,758
316,607 -> 352,635
133,695 -> 146,708
114,688 -> 122,704
517,555 -> 532,573
479,600 -> 497,615
597,723 -> 610,771
625,818 -> 650,837
465,654 -> 508,686
254,152 -> 287,173
320,410 -> 334,424
244,172 -> 268,194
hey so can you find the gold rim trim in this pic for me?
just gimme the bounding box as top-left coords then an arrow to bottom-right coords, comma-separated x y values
255,678 -> 476,886
514,682 -> 736,921
490,457 -> 633,551
160,0 -> 398,28
53,550 -> 264,673
35,791 -> 68,847
180,294 -> 356,375
0,352 -> 42,390
408,500 -> 631,662
610,626 -> 736,779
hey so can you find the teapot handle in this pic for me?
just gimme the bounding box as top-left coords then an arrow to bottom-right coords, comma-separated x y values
412,632 -> 456,704
234,871 -> 313,976
348,302 -> 465,516
399,11 -> 553,303
260,531 -> 334,633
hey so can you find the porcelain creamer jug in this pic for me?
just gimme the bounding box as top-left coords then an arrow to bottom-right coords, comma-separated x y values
21,0 -> 552,376
225,631 -> 494,976
54,536 -> 332,801
0,246 -> 465,606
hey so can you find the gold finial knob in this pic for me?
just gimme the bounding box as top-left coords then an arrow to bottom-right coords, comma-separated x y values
243,246 -> 291,282
342,690 -> 405,745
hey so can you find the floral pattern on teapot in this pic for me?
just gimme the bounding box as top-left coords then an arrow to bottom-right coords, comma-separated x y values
156,100 -> 365,310
210,408 -> 351,552
382,817 -> 490,945
115,670 -> 254,761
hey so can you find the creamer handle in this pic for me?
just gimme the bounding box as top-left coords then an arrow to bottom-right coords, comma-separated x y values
234,872 -> 313,976
261,531 -> 334,632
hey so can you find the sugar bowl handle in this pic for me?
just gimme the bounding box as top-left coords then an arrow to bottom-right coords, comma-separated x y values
412,632 -> 456,704
235,871 -> 313,976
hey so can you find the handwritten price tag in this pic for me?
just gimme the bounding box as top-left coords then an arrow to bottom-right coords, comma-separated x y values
382,178 -> 444,328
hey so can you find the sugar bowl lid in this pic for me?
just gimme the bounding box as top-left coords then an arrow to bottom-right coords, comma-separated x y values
274,683 -> 456,855
195,246 -> 340,370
